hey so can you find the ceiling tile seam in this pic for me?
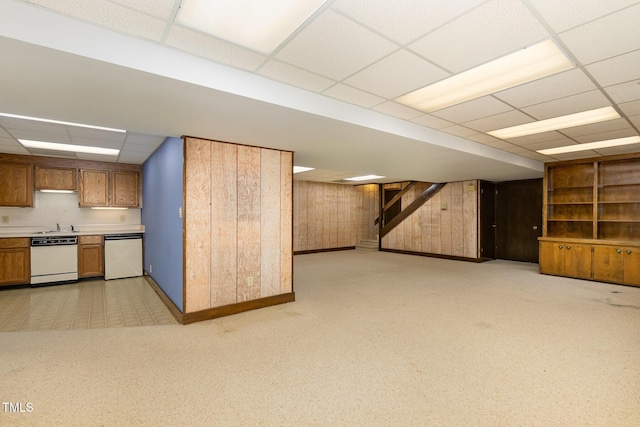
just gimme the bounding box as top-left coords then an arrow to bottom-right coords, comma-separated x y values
158,0 -> 183,43
103,0 -> 175,21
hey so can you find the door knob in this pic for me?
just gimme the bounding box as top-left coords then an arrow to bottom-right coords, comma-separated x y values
559,245 -> 563,249
532,225 -> 538,230
616,249 -> 622,254
566,245 -> 571,250
627,250 -> 632,255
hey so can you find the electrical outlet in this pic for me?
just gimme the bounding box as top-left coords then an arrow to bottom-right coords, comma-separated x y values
119,214 -> 125,222
149,265 -> 152,273
1,215 -> 8,224
247,276 -> 253,287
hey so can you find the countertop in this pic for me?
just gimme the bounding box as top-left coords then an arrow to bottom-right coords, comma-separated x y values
0,226 -> 145,239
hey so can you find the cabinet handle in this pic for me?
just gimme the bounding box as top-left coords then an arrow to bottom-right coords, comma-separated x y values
616,249 -> 622,254
566,245 -> 571,250
627,250 -> 632,255
558,245 -> 563,249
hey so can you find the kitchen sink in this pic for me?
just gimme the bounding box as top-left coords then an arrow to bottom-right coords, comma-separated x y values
32,230 -> 78,234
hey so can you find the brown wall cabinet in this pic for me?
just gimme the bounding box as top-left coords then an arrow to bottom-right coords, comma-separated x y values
78,235 -> 104,278
34,165 -> 77,191
79,169 -> 140,208
111,170 -> 140,208
0,163 -> 33,207
539,241 -> 592,280
0,238 -> 30,286
540,153 -> 640,287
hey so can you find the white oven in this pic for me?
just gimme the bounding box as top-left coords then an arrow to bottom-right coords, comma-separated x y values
31,235 -> 78,284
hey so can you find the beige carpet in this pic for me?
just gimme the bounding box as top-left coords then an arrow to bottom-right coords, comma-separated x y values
1,251 -> 639,426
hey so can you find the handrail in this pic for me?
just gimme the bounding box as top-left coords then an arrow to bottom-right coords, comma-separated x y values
379,183 -> 445,239
374,181 -> 419,226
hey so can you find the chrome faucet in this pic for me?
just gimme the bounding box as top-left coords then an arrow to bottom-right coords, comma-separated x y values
56,223 -> 60,231
71,225 -> 75,232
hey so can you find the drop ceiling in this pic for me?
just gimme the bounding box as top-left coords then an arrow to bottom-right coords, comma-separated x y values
0,0 -> 639,184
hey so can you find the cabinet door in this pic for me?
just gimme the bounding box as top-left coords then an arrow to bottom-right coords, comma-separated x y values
563,243 -> 592,280
593,246 -> 624,283
624,247 -> 640,286
78,244 -> 104,278
539,241 -> 564,275
0,238 -> 31,286
111,170 -> 140,208
34,166 -> 77,191
0,163 -> 33,207
79,169 -> 109,207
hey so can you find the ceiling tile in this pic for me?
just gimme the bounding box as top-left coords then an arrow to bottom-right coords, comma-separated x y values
548,150 -> 601,161
620,100 -> 640,117
76,153 -> 118,162
258,60 -> 336,93
586,50 -> 640,87
464,109 -> 533,132
67,127 -> 127,142
322,84 -> 386,108
521,90 -> 610,119
26,0 -> 167,42
465,133 -> 503,144
409,0 -> 549,73
111,0 -> 176,19
559,3 -> 640,64
595,144 -> 640,156
275,10 -> 397,80
528,0 -> 639,32
372,102 -> 422,120
605,80 -> 640,104
432,96 -> 513,123
494,68 -> 596,108
124,133 -> 166,146
0,144 -> 29,154
630,114 -> 640,127
411,114 -> 453,130
344,50 -> 449,98
561,118 -> 632,138
520,137 -> 578,151
331,0 -> 485,44
518,151 -> 551,162
439,125 -> 477,138
165,26 -> 267,71
0,117 -> 68,135
68,137 -> 123,149
5,129 -> 71,144
574,127 -> 638,143
511,133 -> 575,146
122,142 -> 158,153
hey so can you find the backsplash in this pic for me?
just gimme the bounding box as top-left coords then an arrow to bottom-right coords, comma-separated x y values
0,192 -> 141,229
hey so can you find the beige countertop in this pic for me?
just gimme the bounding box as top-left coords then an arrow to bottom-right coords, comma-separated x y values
0,225 -> 144,239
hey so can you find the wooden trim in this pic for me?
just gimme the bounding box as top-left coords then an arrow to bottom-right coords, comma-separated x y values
294,246 -> 355,255
383,181 -> 417,211
380,248 -> 485,263
544,151 -> 640,166
380,183 -> 446,239
181,135 -> 294,154
182,292 -> 295,324
144,274 -> 184,324
0,153 -> 141,171
539,236 -> 640,248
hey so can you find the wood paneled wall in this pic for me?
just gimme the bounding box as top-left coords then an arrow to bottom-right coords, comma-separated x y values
293,181 -> 378,252
183,138 -> 293,314
381,181 -> 479,259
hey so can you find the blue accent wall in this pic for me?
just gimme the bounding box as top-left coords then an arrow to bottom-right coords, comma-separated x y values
142,137 -> 184,311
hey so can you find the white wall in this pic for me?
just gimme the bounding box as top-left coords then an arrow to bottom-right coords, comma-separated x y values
0,191 -> 141,230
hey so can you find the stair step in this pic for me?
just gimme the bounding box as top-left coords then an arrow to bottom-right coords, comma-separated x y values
356,239 -> 379,251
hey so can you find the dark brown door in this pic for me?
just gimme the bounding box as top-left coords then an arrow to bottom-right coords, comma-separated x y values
496,179 -> 543,263
480,181 -> 496,260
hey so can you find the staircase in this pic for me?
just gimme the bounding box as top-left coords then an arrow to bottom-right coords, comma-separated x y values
356,238 -> 379,251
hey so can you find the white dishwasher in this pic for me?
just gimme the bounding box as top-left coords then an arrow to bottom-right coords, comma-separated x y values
104,233 -> 143,280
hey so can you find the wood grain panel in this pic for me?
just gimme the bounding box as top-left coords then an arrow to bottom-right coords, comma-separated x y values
451,182 -> 464,256
314,183 -> 324,249
280,152 -> 293,293
184,138 -> 212,313
421,191 -> 432,253
463,180 -> 479,258
430,191 -> 442,254
210,141 -> 238,308
260,148 -> 281,298
439,184 -> 452,255
237,145 -> 262,303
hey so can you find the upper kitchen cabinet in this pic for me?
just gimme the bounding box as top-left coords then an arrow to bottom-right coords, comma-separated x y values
79,168 -> 141,208
79,169 -> 109,207
0,162 -> 33,207
34,165 -> 77,191
111,170 -> 140,208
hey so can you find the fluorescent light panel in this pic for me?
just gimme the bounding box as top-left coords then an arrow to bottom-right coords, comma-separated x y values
0,112 -> 126,133
537,136 -> 640,155
396,39 -> 573,112
175,0 -> 327,54
344,175 -> 385,182
488,106 -> 620,139
39,189 -> 75,194
293,166 -> 315,174
19,139 -> 120,156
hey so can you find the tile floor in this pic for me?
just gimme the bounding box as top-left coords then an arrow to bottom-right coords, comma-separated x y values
0,277 -> 177,332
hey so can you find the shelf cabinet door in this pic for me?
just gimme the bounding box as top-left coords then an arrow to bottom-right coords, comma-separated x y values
0,163 -> 33,207
539,241 -> 565,276
111,170 -> 140,208
593,246 -> 624,283
78,237 -> 104,279
0,238 -> 31,286
563,243 -> 592,280
624,247 -> 640,286
34,166 -> 77,191
79,169 -> 109,207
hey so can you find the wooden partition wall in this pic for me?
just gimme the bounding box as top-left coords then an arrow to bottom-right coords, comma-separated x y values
183,137 -> 293,320
293,181 -> 378,252
381,181 -> 479,259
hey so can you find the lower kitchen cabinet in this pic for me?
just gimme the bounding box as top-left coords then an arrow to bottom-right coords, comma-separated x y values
539,241 -> 592,280
593,246 -> 640,286
0,238 -> 30,286
78,235 -> 104,278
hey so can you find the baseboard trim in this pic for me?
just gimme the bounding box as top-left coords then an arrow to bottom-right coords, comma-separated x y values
144,274 -> 184,323
182,292 -> 296,324
294,246 -> 355,255
380,248 -> 484,263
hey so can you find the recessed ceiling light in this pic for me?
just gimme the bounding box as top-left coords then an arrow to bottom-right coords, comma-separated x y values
175,0 -> 327,54
18,140 -> 120,156
396,39 -> 573,112
39,190 -> 75,194
0,112 -> 126,133
487,106 -> 620,139
537,136 -> 640,155
293,166 -> 315,174
344,175 -> 385,182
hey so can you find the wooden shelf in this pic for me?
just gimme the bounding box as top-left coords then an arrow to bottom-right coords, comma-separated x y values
548,219 -> 593,222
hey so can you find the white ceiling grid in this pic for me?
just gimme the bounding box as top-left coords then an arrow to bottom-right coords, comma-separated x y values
0,0 -> 638,183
